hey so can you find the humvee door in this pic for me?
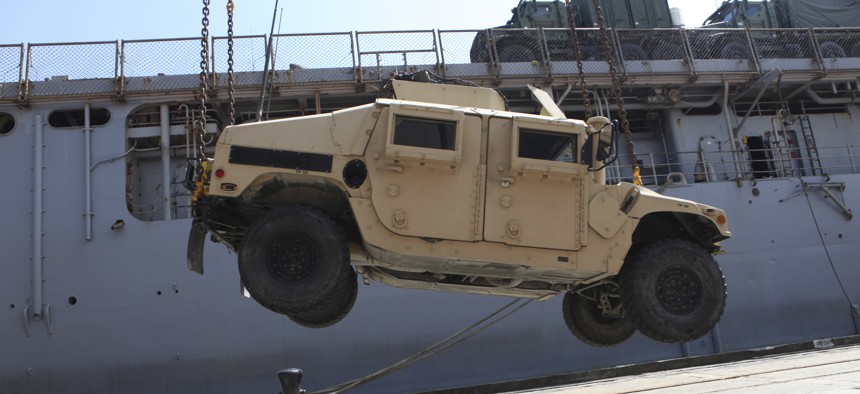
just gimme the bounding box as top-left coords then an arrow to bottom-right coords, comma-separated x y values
367,103 -> 484,241
484,115 -> 588,251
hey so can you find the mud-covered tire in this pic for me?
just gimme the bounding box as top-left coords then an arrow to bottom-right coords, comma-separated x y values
498,43 -> 537,63
650,43 -> 683,60
562,289 -> 635,347
288,269 -> 358,328
850,42 -> 860,57
719,42 -> 751,59
620,43 -> 647,61
819,42 -> 846,59
239,205 -> 351,316
620,239 -> 726,343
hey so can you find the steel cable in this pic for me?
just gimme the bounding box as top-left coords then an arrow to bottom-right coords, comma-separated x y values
313,298 -> 534,394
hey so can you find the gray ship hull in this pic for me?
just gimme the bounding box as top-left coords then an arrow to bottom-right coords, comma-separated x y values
3,26 -> 860,393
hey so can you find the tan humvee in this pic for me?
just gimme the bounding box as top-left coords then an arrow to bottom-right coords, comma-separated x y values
187,76 -> 730,347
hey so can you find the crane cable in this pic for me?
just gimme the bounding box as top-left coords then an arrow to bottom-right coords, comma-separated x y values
564,0 -> 593,120
191,1 -> 235,204
589,0 -> 642,185
227,0 -> 236,126
196,0 -> 211,166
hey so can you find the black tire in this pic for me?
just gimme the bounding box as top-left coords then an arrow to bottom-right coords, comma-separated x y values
239,205 -> 351,315
498,43 -> 537,63
719,42 -> 751,59
288,269 -> 358,328
850,42 -> 860,58
620,239 -> 726,343
620,43 -> 647,61
470,36 -> 491,63
562,286 -> 636,347
650,43 -> 683,60
819,42 -> 846,59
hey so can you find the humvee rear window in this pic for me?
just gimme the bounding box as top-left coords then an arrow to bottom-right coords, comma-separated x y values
518,129 -> 577,162
393,116 -> 457,151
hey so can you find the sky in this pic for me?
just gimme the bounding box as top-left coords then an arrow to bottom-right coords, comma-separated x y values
2,0 -> 723,44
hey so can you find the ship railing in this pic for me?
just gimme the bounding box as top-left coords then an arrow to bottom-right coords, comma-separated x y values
355,30 -> 441,83
0,44 -> 24,100
4,27 -> 860,101
605,144 -> 860,187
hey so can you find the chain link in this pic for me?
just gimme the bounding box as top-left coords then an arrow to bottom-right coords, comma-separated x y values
196,0 -> 211,167
564,0 -> 592,120
590,0 -> 641,185
227,0 -> 236,126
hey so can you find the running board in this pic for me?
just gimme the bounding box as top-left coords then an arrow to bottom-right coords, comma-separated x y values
364,267 -> 558,300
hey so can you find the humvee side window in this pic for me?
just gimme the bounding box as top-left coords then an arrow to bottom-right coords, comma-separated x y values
393,116 -> 457,151
518,128 -> 577,163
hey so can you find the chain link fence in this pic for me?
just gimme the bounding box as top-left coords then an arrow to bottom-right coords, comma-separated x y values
0,44 -> 23,83
813,28 -> 860,72
356,30 -> 439,82
617,29 -> 691,75
748,28 -> 816,72
541,28 -> 611,76
122,38 -> 201,92
26,41 -> 118,97
270,32 -> 355,84
213,35 -> 267,87
0,44 -> 23,100
488,28 -> 547,78
685,29 -> 758,75
438,30 -> 495,80
9,27 -> 860,100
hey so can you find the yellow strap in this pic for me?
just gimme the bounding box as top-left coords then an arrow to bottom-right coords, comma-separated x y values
633,166 -> 642,186
193,161 -> 210,201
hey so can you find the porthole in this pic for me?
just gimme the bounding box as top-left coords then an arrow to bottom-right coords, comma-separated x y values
48,107 -> 111,128
0,112 -> 14,135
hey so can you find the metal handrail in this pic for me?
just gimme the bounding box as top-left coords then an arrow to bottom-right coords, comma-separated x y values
355,30 -> 440,81
0,44 -> 25,100
605,144 -> 860,186
5,27 -> 860,100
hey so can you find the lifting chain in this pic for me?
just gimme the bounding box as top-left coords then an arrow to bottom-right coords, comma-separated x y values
590,0 -> 642,185
564,0 -> 592,120
196,0 -> 211,168
227,0 -> 236,126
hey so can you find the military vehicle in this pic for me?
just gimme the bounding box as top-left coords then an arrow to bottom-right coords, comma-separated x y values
186,72 -> 731,347
702,0 -> 860,58
469,0 -> 675,63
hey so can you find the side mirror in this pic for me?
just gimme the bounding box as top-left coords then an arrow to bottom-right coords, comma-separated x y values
596,119 -> 617,162
584,116 -> 617,170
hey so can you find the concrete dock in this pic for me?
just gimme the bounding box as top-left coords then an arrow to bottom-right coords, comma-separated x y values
516,344 -> 860,393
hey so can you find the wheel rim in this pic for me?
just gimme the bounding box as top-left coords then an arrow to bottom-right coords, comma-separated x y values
655,265 -> 702,315
266,232 -> 318,283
